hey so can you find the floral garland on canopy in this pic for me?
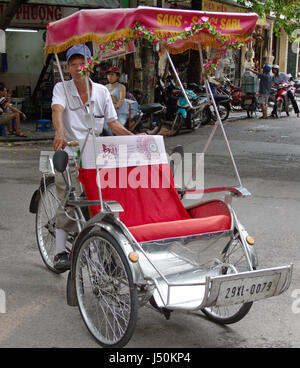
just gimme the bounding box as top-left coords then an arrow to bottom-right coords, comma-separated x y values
80,16 -> 252,78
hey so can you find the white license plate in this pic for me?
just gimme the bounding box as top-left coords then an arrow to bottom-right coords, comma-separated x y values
244,99 -> 252,105
216,274 -> 280,306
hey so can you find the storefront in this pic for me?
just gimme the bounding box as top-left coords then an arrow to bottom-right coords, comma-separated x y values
0,0 -> 122,115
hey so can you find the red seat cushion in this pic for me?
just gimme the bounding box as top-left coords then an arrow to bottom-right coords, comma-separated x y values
128,215 -> 231,243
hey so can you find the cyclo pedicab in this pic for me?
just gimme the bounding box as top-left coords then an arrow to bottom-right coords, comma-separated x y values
30,7 -> 293,347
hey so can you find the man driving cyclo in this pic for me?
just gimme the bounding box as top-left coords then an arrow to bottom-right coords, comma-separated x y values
52,44 -> 136,271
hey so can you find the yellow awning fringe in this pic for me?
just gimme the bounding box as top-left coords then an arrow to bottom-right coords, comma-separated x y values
45,28 -> 249,55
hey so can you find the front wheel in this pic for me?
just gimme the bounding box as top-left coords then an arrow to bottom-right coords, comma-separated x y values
74,230 -> 138,347
201,105 -> 213,125
201,234 -> 253,324
170,114 -> 184,136
137,115 -> 162,135
276,100 -> 283,118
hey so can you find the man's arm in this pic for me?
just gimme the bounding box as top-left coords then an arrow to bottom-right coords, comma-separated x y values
52,104 -> 67,150
246,67 -> 259,76
108,120 -> 134,135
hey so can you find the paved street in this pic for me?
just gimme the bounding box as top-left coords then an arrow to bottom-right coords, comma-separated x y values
0,111 -> 300,348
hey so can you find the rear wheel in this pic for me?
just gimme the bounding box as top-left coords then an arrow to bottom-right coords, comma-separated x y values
212,103 -> 230,121
201,235 -> 253,324
246,103 -> 257,118
74,230 -> 138,347
35,176 -> 61,273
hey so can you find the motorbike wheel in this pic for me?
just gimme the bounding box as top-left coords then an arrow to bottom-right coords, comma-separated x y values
74,230 -> 138,348
201,234 -> 253,324
246,103 -> 257,118
201,105 -> 213,125
170,114 -> 184,136
212,103 -> 230,121
35,176 -> 62,273
276,100 -> 283,118
137,115 -> 162,135
284,99 -> 290,116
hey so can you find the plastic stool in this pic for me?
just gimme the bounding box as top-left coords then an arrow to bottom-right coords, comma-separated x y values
36,119 -> 53,132
0,124 -> 6,136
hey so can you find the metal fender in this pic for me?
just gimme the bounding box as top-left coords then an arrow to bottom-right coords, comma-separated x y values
70,216 -> 145,284
230,209 -> 259,269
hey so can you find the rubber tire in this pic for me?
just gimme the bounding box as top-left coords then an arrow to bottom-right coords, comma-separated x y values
35,176 -> 62,274
202,301 -> 253,325
74,230 -> 139,348
246,103 -> 256,118
201,235 -> 254,324
276,100 -> 283,118
212,103 -> 230,121
138,115 -> 162,135
170,114 -> 184,136
201,105 -> 213,125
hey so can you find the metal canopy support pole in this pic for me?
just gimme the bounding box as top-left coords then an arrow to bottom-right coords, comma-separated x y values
197,40 -> 243,187
82,46 -> 104,212
163,45 -> 194,109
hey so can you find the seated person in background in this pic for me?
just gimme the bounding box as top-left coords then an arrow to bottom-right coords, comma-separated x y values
0,83 -> 27,136
105,66 -> 129,135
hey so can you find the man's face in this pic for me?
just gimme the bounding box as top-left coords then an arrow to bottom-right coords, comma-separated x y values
272,68 -> 279,75
66,55 -> 86,81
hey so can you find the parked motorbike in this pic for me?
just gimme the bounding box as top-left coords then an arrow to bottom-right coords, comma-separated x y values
187,82 -> 230,123
217,76 -> 243,110
155,75 -> 181,122
170,88 -> 208,136
273,82 -> 296,118
241,93 -> 259,118
125,100 -> 166,134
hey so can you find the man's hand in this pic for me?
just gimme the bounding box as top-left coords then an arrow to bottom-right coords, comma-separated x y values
53,133 -> 67,151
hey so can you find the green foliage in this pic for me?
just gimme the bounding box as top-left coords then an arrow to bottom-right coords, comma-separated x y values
236,0 -> 300,40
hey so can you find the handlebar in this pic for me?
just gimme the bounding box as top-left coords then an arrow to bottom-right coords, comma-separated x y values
67,140 -> 79,147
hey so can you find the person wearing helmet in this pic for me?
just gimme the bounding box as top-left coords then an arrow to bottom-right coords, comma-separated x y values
271,65 -> 300,117
105,66 -> 129,134
246,65 -> 272,119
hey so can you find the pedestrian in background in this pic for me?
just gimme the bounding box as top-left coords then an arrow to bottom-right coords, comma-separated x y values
246,65 -> 272,119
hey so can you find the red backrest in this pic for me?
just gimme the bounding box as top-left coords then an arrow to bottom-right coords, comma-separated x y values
78,136 -> 190,227
78,164 -> 190,227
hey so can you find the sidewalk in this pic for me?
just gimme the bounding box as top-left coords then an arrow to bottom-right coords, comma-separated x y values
0,118 -> 55,142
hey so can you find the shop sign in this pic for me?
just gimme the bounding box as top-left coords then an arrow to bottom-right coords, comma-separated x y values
202,0 -> 266,26
0,3 -> 74,27
202,0 -> 248,13
28,0 -> 120,8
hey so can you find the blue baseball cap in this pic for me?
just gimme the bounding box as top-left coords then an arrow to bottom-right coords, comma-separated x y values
66,44 -> 91,62
263,65 -> 271,72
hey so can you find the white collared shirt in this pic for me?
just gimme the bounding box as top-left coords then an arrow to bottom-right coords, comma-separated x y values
52,79 -> 118,145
